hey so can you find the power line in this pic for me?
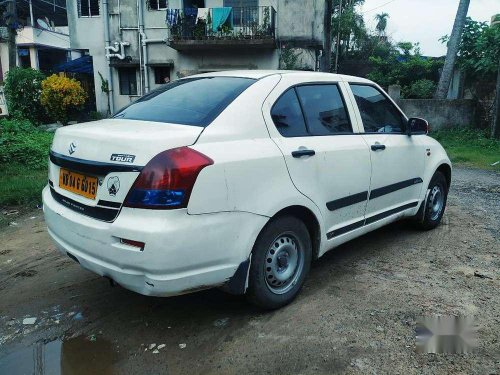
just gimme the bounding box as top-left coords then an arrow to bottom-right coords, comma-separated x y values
361,0 -> 398,14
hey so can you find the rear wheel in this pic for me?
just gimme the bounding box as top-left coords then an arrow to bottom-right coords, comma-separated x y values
417,171 -> 448,230
246,216 -> 312,310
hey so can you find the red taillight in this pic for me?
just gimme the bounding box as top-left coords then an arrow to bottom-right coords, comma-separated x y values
124,147 -> 213,209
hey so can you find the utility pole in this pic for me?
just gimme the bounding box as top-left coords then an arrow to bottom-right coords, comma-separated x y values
322,0 -> 332,72
334,0 -> 343,73
1,0 -> 17,69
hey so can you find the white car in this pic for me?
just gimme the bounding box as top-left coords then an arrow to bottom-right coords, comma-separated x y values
43,71 -> 451,309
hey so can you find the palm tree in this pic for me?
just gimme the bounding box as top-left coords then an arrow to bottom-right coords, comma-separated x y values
435,0 -> 471,99
374,12 -> 389,36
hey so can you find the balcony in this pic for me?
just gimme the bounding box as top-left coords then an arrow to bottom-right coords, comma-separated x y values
16,26 -> 70,50
167,6 -> 276,51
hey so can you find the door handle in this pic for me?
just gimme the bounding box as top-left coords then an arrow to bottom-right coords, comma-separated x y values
292,149 -> 316,158
371,144 -> 386,151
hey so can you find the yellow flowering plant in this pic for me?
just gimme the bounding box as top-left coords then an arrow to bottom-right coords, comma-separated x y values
40,74 -> 87,125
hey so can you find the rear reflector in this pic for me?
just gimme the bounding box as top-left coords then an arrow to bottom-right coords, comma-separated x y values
124,147 -> 213,209
120,239 -> 145,249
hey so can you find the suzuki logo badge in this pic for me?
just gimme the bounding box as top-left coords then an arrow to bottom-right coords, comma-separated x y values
68,142 -> 77,155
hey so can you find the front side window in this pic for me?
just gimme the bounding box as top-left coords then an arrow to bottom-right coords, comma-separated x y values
295,84 -> 352,135
79,0 -> 100,17
118,68 -> 138,96
148,0 -> 167,10
271,89 -> 308,137
114,77 -> 255,126
350,84 -> 406,134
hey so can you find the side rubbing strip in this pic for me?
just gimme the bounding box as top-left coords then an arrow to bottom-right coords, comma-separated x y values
326,201 -> 420,239
369,178 -> 423,199
364,201 -> 419,225
326,191 -> 368,211
327,219 -> 364,239
50,150 -> 143,175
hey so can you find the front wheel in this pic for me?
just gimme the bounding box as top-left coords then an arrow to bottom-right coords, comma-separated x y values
417,171 -> 448,230
246,216 -> 312,310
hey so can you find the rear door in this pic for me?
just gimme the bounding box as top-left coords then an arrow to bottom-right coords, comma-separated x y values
262,75 -> 371,243
347,83 -> 426,220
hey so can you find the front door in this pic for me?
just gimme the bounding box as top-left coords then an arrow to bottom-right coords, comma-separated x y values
262,75 -> 372,244
347,83 -> 426,220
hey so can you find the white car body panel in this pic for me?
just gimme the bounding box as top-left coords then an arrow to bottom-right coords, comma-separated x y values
262,75 -> 372,249
43,71 -> 451,297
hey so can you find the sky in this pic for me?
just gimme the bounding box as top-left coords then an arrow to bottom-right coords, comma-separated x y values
360,0 -> 499,56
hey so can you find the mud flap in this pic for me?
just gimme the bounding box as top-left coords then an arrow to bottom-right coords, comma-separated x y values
418,189 -> 431,223
221,256 -> 251,295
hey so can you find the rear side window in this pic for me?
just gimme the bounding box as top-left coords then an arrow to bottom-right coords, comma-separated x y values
113,77 -> 256,127
350,84 -> 406,133
271,89 -> 308,137
295,84 -> 352,135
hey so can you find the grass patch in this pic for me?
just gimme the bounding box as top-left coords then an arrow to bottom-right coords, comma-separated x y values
430,128 -> 500,170
0,163 -> 47,206
0,119 -> 52,227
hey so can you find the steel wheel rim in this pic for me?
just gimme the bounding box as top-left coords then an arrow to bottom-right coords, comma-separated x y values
264,233 -> 304,295
429,185 -> 444,221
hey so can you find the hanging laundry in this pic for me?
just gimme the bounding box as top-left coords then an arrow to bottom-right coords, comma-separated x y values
184,7 -> 197,27
196,8 -> 210,24
211,7 -> 232,32
166,9 -> 179,26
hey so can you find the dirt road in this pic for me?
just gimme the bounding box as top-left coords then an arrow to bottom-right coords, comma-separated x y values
0,167 -> 499,374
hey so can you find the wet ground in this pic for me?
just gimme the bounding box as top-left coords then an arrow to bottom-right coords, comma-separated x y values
0,167 -> 499,374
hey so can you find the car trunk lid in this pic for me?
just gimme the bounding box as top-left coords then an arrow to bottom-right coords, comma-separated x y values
48,119 -> 204,220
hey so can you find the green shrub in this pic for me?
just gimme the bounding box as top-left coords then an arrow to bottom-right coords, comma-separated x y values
40,74 -> 87,125
0,118 -> 53,169
403,79 -> 437,99
4,68 -> 47,124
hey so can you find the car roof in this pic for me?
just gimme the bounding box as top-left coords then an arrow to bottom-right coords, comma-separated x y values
188,70 -> 373,84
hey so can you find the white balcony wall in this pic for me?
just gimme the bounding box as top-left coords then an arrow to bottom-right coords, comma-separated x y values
16,27 -> 70,49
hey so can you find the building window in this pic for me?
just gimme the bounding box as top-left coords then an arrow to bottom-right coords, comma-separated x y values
154,67 -> 170,84
118,68 -> 138,96
184,0 -> 204,8
148,0 -> 168,10
79,0 -> 100,17
18,49 -> 31,68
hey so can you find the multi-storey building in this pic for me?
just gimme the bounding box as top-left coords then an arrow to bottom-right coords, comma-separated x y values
66,0 -> 325,113
0,0 -> 72,79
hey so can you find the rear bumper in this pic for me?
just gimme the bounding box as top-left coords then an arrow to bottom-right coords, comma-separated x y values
42,186 -> 267,296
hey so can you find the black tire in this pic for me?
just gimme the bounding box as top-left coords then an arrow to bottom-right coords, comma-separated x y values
246,215 -> 312,310
416,171 -> 448,230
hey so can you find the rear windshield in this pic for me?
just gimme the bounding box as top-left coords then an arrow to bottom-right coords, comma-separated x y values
113,77 -> 256,127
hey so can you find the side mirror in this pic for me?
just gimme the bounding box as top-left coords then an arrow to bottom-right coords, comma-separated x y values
407,117 -> 429,136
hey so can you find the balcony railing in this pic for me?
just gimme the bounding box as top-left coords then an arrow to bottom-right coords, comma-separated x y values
167,6 -> 276,50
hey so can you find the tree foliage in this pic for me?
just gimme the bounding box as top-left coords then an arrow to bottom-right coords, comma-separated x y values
367,42 -> 443,98
4,68 -> 46,124
443,17 -> 500,77
40,75 -> 87,125
331,0 -> 367,64
374,13 -> 389,35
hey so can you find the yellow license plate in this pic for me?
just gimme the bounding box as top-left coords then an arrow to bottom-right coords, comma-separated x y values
59,168 -> 98,200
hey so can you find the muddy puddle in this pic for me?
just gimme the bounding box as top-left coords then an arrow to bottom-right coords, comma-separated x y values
0,335 -> 118,374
